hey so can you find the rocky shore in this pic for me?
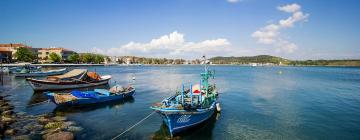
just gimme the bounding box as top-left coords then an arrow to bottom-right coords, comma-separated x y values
0,95 -> 82,140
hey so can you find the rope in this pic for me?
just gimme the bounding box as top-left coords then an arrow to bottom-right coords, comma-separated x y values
111,111 -> 155,140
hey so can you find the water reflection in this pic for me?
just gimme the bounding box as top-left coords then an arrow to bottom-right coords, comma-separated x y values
53,97 -> 135,115
152,113 -> 220,140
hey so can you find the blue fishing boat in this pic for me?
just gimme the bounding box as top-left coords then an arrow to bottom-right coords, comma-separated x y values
151,56 -> 220,137
46,85 -> 135,106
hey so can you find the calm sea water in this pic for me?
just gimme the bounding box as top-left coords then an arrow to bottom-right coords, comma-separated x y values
1,65 -> 360,140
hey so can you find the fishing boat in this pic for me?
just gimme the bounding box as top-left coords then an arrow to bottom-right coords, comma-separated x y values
15,68 -> 68,77
26,69 -> 111,91
150,56 -> 220,137
46,85 -> 135,106
9,65 -> 42,74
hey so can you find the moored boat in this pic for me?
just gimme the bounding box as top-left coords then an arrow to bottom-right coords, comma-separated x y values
150,56 -> 219,137
26,69 -> 111,91
9,65 -> 42,74
15,68 -> 68,77
46,85 -> 135,106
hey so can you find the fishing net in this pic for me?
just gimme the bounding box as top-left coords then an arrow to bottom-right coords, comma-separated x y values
87,72 -> 101,80
54,94 -> 77,104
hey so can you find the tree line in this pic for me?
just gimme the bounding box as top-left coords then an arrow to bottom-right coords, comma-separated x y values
117,56 -> 188,64
14,47 -> 107,64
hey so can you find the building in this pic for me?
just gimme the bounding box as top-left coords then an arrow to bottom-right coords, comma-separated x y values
0,43 -> 33,62
37,47 -> 74,63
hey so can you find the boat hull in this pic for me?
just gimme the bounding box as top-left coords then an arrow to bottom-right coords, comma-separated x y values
47,89 -> 135,106
157,102 -> 216,136
27,77 -> 110,91
15,68 -> 67,77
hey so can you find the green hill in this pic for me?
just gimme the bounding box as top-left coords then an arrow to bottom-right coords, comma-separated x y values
210,55 -> 360,66
210,55 -> 290,65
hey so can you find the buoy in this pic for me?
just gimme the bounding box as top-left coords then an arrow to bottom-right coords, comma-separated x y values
216,103 -> 221,112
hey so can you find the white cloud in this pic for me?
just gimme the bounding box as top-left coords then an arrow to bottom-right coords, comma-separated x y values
277,3 -> 301,13
92,31 -> 231,58
252,3 -> 309,53
227,0 -> 242,3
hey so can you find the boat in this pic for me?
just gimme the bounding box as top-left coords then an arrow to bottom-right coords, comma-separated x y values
26,69 -> 111,91
1,67 -> 9,73
46,85 -> 135,106
9,65 -> 42,74
15,68 -> 68,77
150,56 -> 219,137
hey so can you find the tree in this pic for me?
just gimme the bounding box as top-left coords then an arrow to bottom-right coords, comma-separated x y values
67,53 -> 80,63
80,53 -> 95,63
94,55 -> 104,64
49,52 -> 62,63
14,47 -> 35,62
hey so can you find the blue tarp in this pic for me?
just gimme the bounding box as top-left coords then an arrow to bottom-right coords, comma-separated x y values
71,90 -> 100,99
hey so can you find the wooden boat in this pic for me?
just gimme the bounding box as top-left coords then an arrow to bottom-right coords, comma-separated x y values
46,85 -> 135,106
15,68 -> 68,77
26,69 -> 111,91
9,65 -> 41,74
150,56 -> 219,137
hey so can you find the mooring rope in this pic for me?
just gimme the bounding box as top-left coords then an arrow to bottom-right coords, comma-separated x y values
111,111 -> 155,140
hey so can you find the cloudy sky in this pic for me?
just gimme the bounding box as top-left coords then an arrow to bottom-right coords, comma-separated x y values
1,0 -> 359,59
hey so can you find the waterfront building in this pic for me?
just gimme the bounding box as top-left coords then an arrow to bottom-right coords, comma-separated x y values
0,43 -> 34,62
37,47 -> 74,63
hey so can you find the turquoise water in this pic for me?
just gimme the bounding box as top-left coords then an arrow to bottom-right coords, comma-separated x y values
1,66 -> 360,139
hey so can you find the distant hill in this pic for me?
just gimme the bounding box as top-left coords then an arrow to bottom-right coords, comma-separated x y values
210,55 -> 290,65
210,55 -> 360,66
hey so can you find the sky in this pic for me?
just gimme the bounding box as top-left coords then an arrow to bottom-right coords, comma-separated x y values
1,0 -> 360,60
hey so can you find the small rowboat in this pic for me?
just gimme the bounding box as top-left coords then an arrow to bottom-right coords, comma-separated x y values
15,68 -> 68,77
26,69 -> 111,91
46,85 -> 135,106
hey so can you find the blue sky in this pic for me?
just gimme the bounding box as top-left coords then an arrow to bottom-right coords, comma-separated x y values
1,0 -> 359,59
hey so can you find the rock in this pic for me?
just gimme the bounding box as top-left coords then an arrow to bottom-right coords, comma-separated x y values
44,131 -> 74,140
2,110 -> 14,116
15,128 -> 30,135
44,122 -> 64,130
24,123 -> 43,131
1,105 -> 14,112
67,126 -> 83,132
38,116 -> 51,124
52,116 -> 67,122
2,116 -> 15,124
0,102 -> 9,107
5,129 -> 16,136
11,135 -> 31,140
62,121 -> 76,128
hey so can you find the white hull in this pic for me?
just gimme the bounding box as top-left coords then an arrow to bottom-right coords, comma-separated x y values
15,68 -> 67,77
28,80 -> 110,91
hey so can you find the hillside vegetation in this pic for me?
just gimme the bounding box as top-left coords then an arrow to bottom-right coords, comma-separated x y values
210,55 -> 360,66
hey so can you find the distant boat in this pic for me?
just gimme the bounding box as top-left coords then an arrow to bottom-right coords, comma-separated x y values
46,85 -> 135,106
26,69 -> 111,91
15,68 -> 68,77
151,56 -> 219,137
10,65 -> 42,74
1,67 -> 9,73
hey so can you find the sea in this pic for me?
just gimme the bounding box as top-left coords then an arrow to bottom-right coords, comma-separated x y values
1,65 -> 360,140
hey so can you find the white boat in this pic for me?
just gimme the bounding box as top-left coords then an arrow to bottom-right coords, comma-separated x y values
15,68 -> 68,77
26,69 -> 111,91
